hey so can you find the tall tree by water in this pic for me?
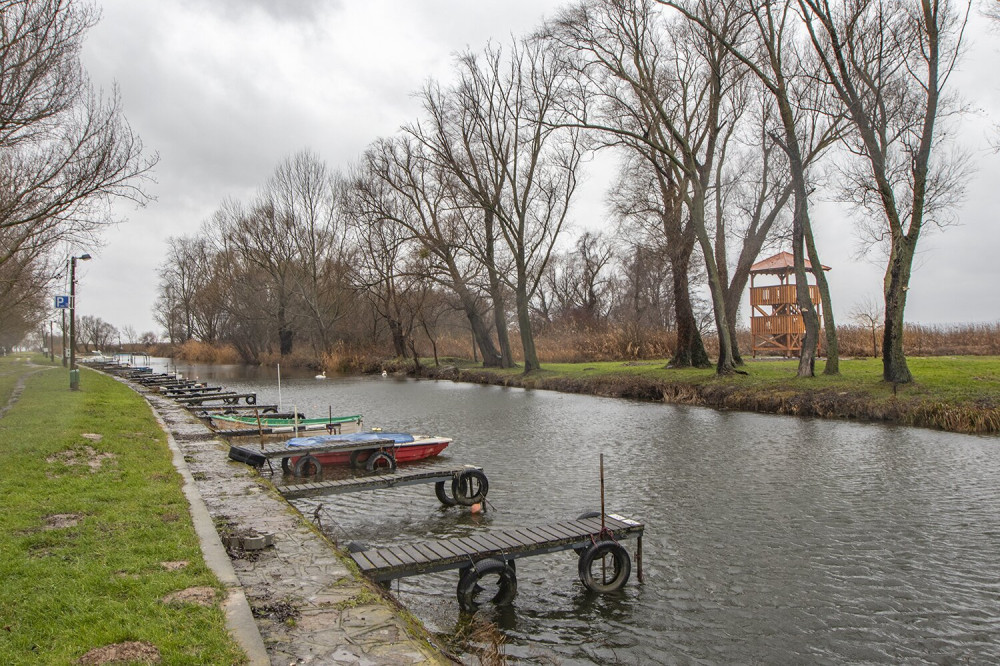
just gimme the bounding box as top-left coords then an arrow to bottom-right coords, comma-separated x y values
796,0 -> 971,383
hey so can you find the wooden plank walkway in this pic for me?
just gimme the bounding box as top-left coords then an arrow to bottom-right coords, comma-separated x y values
214,423 -> 352,438
350,514 -> 644,582
176,392 -> 258,405
189,404 -> 281,415
277,466 -> 484,500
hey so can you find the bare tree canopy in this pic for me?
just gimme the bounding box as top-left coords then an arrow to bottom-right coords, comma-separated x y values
0,0 -> 157,265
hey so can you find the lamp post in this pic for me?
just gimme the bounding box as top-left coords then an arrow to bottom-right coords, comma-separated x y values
69,253 -> 91,389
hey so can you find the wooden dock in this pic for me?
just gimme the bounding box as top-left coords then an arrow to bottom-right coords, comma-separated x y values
229,438 -> 396,470
351,513 -> 642,581
189,404 -> 280,415
349,513 -> 644,609
176,391 -> 257,406
278,465 -> 487,505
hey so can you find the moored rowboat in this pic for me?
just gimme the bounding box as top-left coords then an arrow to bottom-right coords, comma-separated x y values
284,431 -> 452,473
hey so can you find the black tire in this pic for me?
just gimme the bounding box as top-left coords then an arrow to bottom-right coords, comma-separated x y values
262,407 -> 278,414
281,456 -> 292,474
452,469 -> 489,506
435,481 -> 458,506
293,454 -> 322,477
349,450 -> 367,469
246,395 -> 256,405
365,451 -> 396,472
578,541 -> 631,593
456,558 -> 517,611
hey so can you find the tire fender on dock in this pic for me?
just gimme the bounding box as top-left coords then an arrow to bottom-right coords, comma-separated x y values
578,540 -> 631,593
292,454 -> 322,477
456,558 -> 517,611
451,469 -> 489,506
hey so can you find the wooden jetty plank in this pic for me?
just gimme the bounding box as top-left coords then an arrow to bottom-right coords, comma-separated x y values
377,549 -> 408,569
360,549 -> 392,571
487,531 -> 526,551
399,544 -> 430,565
350,551 -> 377,572
539,522 -> 586,542
411,543 -> 445,564
466,534 -> 510,556
350,515 -> 645,582
420,541 -> 455,561
427,538 -> 468,560
276,466 -> 483,500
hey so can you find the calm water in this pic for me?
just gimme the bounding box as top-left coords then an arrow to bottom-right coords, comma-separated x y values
157,360 -> 1000,664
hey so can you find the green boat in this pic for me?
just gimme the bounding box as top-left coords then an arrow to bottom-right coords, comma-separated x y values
210,413 -> 363,434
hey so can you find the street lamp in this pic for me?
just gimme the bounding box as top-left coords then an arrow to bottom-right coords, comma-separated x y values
69,253 -> 92,390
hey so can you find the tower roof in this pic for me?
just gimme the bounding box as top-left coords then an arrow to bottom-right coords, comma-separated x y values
750,251 -> 830,275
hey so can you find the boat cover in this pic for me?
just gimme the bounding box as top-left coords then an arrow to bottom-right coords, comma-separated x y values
285,432 -> 416,448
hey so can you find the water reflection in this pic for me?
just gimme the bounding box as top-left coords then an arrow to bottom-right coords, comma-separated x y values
154,359 -> 1000,664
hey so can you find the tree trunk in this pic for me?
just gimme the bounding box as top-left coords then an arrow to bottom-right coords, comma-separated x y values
277,302 -> 294,356
450,268 -> 503,367
691,201 -> 737,374
882,239 -> 914,383
515,283 -> 540,373
388,319 -> 407,358
668,249 -> 710,368
488,274 -> 515,368
802,217 -> 838,374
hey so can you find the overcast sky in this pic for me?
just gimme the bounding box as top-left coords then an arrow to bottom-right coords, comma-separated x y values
76,1 -> 1000,336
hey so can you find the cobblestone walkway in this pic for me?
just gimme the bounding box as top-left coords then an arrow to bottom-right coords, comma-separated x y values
141,388 -> 450,665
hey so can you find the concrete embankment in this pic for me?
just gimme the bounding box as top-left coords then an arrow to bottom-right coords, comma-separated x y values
125,376 -> 450,665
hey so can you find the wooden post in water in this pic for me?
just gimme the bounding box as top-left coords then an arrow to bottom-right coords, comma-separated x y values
254,407 -> 264,451
277,363 -> 282,411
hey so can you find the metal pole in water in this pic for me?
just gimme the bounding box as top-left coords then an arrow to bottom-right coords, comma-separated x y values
600,453 -> 606,532
277,363 -> 282,411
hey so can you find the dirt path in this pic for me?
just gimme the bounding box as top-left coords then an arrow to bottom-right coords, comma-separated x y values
0,362 -> 56,420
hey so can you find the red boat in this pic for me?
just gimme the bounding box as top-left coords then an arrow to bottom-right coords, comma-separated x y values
283,431 -> 451,475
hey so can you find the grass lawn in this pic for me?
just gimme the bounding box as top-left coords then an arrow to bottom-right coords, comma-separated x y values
0,355 -> 245,665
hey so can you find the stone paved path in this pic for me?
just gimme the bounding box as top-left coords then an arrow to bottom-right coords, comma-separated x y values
140,387 -> 451,665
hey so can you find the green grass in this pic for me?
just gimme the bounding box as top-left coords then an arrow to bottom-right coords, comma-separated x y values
430,355 -> 1000,433
0,356 -> 245,665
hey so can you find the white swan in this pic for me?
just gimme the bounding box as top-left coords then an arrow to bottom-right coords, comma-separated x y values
315,371 -> 327,379
381,370 -> 387,377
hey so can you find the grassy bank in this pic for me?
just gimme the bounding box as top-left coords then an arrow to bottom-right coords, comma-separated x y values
0,355 -> 244,665
406,356 -> 1000,435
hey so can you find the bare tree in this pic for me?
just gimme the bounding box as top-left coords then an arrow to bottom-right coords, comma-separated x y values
354,135 -> 505,366
411,83 -> 518,368
797,0 -> 971,383
660,0 -> 845,377
550,0 -> 752,373
267,150 -> 353,354
850,295 -> 884,358
0,0 -> 156,268
413,38 -> 585,373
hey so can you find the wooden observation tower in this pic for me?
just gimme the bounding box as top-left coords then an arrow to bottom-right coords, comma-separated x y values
749,251 -> 830,357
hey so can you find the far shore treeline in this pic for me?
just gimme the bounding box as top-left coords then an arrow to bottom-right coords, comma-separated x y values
2,1 -> 997,383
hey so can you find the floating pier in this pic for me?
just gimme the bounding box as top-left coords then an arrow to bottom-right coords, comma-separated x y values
229,438 -> 398,476
176,391 -> 258,406
278,465 -> 488,506
350,513 -> 644,610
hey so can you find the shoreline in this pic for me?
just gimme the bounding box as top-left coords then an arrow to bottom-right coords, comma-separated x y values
393,359 -> 1000,436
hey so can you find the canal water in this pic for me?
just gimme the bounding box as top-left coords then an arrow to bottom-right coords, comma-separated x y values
157,360 -> 1000,664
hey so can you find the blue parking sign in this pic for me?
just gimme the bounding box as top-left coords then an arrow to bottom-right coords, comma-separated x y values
54,295 -> 70,309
